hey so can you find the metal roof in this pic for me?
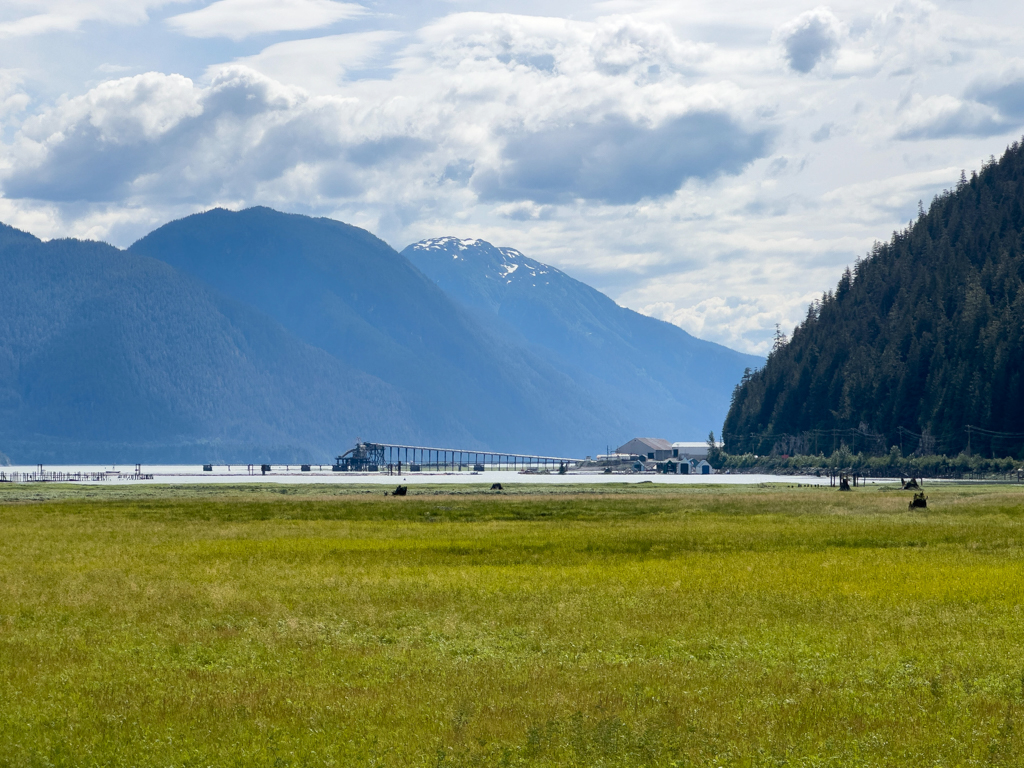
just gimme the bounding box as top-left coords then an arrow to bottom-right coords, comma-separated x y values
616,437 -> 673,452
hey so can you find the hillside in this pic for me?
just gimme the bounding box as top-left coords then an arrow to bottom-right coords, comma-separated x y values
0,206 -> 763,463
724,141 -> 1024,457
0,223 -> 416,464
128,208 -> 631,457
402,237 -> 762,441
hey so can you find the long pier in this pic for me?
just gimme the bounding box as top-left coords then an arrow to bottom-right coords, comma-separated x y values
0,467 -> 154,483
334,442 -> 580,473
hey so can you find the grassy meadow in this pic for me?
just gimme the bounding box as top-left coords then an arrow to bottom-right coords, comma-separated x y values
1,481 -> 1023,766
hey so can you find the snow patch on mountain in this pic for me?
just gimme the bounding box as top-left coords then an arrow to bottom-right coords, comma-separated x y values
413,236 -> 482,259
407,237 -> 558,289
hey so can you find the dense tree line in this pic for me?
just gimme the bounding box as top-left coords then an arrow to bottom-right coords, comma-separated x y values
724,139 -> 1024,458
717,448 -> 1019,478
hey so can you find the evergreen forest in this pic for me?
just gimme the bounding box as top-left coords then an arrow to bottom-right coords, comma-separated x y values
724,139 -> 1024,459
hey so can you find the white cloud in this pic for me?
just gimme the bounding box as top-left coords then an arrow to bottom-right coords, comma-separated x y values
588,16 -> 712,75
23,72 -> 204,143
4,68 -> 311,202
224,31 -> 401,92
774,6 -> 845,73
2,1 -> 1023,353
166,0 -> 365,40
640,294 -> 819,356
967,63 -> 1024,122
0,194 -> 180,245
0,0 -> 181,38
0,70 -> 30,121
895,94 -> 1006,139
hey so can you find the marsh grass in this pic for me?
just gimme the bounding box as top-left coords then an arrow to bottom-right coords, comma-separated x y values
1,483 -> 1023,766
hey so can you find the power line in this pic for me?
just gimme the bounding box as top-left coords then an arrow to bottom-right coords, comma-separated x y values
723,423 -> 1024,457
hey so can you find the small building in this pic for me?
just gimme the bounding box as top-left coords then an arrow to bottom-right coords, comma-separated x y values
655,458 -> 713,475
616,437 -> 673,461
672,441 -> 721,460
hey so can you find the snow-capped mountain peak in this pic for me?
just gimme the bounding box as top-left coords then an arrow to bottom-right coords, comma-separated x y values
410,236 -> 484,260
400,232 -> 763,443
405,237 -> 557,292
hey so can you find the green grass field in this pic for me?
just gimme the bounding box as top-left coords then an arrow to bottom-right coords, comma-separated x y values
1,482 -> 1023,767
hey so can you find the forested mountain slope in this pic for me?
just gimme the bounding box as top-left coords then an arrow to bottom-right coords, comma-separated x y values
0,223 -> 415,463
724,141 -> 1024,457
403,237 -> 761,440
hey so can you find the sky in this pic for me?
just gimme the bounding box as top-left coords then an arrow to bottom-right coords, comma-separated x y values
2,1 -> 1024,354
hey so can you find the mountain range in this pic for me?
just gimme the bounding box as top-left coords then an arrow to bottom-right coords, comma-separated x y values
0,207 -> 759,463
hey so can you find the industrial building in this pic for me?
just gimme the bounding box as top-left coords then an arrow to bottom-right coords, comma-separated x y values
615,437 -> 674,461
615,437 -> 720,474
671,442 -> 720,460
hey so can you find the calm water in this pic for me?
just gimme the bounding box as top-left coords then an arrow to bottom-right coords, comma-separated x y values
0,465 -> 890,486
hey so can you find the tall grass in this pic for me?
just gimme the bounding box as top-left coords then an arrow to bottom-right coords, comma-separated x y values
1,484 -> 1022,766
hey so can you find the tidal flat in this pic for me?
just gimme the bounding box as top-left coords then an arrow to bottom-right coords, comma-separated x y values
1,482 -> 1022,766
